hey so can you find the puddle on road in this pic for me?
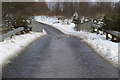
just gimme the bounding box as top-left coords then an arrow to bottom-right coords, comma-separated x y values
53,35 -> 69,40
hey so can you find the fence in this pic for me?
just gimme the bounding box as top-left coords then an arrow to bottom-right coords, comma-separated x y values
91,23 -> 120,42
0,27 -> 24,42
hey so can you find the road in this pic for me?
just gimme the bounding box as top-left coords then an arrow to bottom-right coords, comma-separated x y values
2,22 -> 118,78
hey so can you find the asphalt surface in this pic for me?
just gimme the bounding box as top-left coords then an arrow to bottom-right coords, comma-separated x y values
2,22 -> 118,78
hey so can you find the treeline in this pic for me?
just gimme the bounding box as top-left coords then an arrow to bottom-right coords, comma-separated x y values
2,2 -> 120,32
48,2 -> 120,18
102,2 -> 120,31
2,2 -> 49,33
2,2 -> 48,16
2,2 -> 120,17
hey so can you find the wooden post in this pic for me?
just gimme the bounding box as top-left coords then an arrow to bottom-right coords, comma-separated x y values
106,32 -> 109,40
117,37 -> 120,42
93,28 -> 95,32
97,29 -> 99,34
91,27 -> 94,33
111,35 -> 114,41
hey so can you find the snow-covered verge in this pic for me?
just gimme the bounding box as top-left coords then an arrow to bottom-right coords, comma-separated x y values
35,16 -> 119,68
0,30 -> 46,67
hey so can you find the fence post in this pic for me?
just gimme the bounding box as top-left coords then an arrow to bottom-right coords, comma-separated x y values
111,35 -> 114,41
91,27 -> 94,33
97,29 -> 99,34
106,32 -> 109,40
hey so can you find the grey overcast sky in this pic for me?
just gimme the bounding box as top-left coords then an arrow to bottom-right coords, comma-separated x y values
1,0 -> 120,2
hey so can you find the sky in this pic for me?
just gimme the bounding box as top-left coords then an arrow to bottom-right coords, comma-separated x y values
1,0 -> 120,2
44,0 -> 120,2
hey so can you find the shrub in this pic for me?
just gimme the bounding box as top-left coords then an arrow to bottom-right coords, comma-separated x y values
102,15 -> 120,32
72,18 -> 80,24
12,15 -> 29,32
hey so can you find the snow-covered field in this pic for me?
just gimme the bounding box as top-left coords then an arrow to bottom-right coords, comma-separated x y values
35,16 -> 119,68
0,31 -> 46,67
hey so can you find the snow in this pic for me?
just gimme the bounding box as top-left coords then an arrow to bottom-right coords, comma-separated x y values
35,16 -> 119,68
0,30 -> 46,67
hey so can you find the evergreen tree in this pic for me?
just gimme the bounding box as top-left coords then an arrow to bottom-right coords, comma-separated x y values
102,15 -> 120,31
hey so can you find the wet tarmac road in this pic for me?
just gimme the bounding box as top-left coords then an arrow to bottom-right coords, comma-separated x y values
2,22 -> 118,78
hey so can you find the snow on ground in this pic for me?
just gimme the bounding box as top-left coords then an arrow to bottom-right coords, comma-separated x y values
0,30 -> 46,67
35,16 -> 119,68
